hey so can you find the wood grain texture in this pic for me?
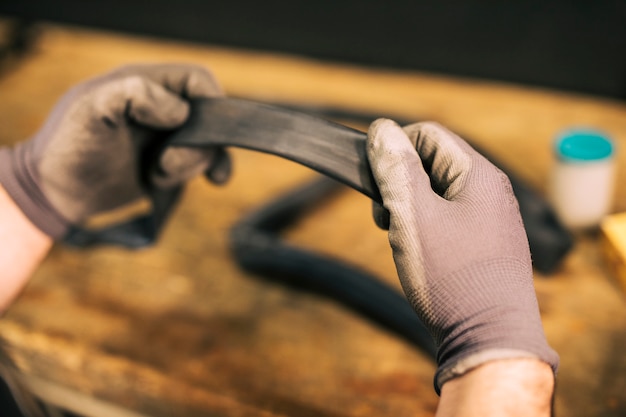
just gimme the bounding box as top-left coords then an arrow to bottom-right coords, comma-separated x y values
601,213 -> 626,295
0,21 -> 625,417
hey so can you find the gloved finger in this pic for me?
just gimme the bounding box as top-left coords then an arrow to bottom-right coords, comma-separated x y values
371,200 -> 390,230
367,118 -> 437,203
92,76 -> 191,129
203,147 -> 232,185
111,63 -> 223,98
367,118 -> 439,293
401,122 -> 474,201
151,146 -> 223,188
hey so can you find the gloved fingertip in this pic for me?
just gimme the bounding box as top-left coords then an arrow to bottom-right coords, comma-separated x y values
369,117 -> 401,129
367,118 -> 404,147
204,148 -> 232,185
366,118 -> 419,165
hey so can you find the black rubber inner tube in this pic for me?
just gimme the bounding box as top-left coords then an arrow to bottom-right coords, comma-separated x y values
229,175 -> 437,358
62,97 -> 574,364
64,97 -> 573,274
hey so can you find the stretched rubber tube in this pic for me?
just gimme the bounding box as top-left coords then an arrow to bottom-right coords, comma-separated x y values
59,97 -> 572,366
64,97 -> 573,274
167,97 -> 381,202
229,176 -> 437,358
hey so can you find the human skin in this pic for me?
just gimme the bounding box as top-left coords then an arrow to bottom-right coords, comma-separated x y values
0,184 -> 52,314
436,358 -> 555,417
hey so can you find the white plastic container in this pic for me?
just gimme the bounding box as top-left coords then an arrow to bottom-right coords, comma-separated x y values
549,129 -> 616,230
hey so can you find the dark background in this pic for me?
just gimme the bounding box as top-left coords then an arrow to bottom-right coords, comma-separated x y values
1,1 -> 625,99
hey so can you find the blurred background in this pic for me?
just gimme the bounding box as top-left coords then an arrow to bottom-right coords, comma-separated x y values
1,2 -> 626,417
1,0 -> 625,99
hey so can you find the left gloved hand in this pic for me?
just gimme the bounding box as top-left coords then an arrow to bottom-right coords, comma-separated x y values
0,63 -> 230,239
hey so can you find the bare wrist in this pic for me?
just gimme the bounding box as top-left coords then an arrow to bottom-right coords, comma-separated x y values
436,358 -> 555,417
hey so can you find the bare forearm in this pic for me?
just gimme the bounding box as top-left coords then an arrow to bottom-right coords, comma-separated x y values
0,184 -> 52,313
436,358 -> 555,417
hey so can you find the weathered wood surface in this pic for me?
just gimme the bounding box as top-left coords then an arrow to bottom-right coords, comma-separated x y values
0,21 -> 625,417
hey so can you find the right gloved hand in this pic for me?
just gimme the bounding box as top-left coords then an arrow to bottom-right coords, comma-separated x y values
0,63 -> 230,239
366,119 -> 559,394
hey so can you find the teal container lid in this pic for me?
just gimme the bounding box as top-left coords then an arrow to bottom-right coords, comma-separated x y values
555,129 -> 614,162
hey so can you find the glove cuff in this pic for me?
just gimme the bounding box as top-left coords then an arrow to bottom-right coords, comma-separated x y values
0,146 -> 70,239
427,258 -> 559,394
434,348 -> 556,395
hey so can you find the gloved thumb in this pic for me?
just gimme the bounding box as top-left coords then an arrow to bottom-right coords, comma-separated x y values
366,118 -> 438,230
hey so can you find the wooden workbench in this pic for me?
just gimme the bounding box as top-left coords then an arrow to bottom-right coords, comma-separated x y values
0,21 -> 625,417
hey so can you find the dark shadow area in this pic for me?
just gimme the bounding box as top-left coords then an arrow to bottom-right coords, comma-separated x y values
0,1 -> 625,99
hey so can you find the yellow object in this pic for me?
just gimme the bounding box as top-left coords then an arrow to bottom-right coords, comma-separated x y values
601,212 -> 626,294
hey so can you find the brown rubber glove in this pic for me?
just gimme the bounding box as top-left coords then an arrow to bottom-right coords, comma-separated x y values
366,119 -> 559,393
0,63 -> 230,239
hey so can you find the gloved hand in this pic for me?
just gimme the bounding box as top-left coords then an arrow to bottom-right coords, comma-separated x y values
0,63 -> 230,239
366,119 -> 559,393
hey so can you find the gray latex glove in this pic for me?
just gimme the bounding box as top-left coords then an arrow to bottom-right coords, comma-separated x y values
366,119 -> 559,393
0,63 -> 230,239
